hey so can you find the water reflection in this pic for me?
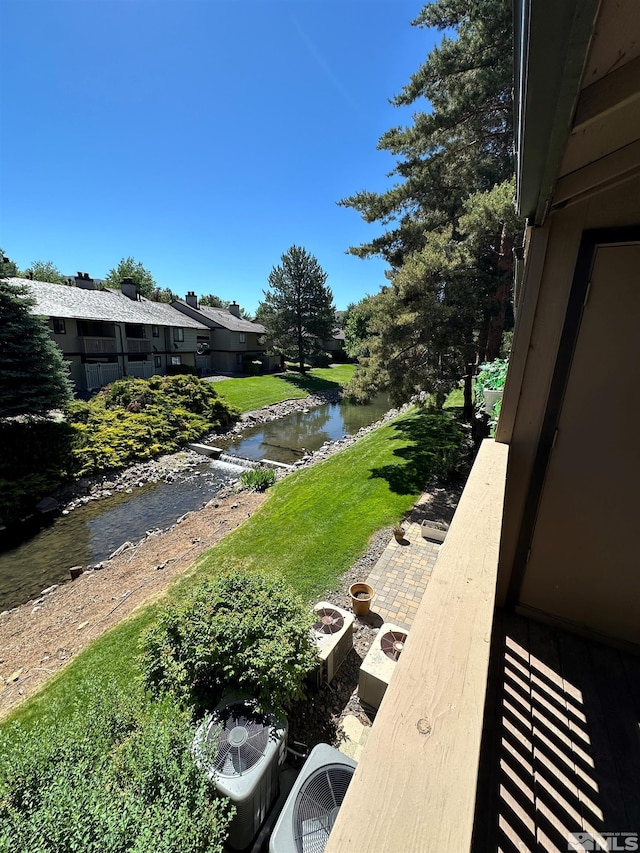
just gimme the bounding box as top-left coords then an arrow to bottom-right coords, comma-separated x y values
222,393 -> 390,464
0,467 -> 231,610
0,394 -> 391,609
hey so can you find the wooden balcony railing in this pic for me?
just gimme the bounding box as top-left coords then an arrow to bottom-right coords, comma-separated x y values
125,338 -> 151,353
81,337 -> 116,354
325,439 -> 509,853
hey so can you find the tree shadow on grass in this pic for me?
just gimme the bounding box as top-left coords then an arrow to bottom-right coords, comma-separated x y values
370,409 -> 466,495
275,372 -> 342,394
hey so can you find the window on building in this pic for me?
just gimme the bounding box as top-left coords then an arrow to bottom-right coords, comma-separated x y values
173,328 -> 185,342
152,325 -> 160,338
154,355 -> 161,368
171,356 -> 181,365
239,332 -> 246,343
53,318 -> 66,335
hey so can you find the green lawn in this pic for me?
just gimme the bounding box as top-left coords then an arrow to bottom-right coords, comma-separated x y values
211,365 -> 355,413
2,405 -> 461,732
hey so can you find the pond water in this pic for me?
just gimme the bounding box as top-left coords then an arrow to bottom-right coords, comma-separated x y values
221,393 -> 391,464
0,395 -> 390,610
0,465 -> 239,610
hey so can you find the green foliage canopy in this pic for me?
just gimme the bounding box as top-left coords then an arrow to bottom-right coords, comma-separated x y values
0,280 -> 73,419
141,571 -> 318,716
22,260 -> 67,285
0,682 -> 233,853
200,293 -> 227,308
0,250 -> 19,278
69,374 -> 239,474
104,256 -> 156,298
340,1 -> 522,405
258,246 -> 335,373
149,286 -> 178,303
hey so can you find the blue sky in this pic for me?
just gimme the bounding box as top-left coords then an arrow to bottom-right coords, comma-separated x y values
1,0 -> 436,312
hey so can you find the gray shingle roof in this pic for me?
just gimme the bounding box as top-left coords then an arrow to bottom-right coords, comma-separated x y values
10,279 -> 208,329
172,300 -> 266,333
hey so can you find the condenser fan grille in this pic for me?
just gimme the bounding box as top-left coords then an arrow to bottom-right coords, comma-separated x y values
313,608 -> 345,635
380,630 -> 407,662
294,763 -> 355,853
206,702 -> 270,777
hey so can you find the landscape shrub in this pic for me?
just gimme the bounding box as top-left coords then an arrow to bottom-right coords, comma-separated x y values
310,351 -> 331,368
239,467 -> 276,492
241,355 -> 263,375
0,682 -> 233,853
141,571 -> 318,715
166,363 -> 197,376
474,358 -> 509,397
0,420 -> 78,523
70,375 -> 239,475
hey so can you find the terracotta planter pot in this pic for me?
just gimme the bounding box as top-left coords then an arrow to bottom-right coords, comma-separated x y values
349,582 -> 375,617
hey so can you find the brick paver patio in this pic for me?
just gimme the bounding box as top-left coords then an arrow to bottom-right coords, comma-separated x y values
364,520 -> 441,631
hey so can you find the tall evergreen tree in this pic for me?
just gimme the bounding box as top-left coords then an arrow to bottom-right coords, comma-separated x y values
340,0 -> 514,267
340,0 -> 520,404
258,246 -> 335,373
0,279 -> 73,418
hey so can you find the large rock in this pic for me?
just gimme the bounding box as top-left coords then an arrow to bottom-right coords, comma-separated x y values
35,496 -> 59,514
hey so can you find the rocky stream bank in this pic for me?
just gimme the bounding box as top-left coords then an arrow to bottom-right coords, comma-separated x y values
0,391 -> 430,734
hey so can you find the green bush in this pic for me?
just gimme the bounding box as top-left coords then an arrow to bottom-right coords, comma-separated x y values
474,358 -> 509,397
141,571 -> 318,716
311,351 -> 331,368
0,420 -> 79,523
69,375 -> 240,475
241,356 -> 263,375
239,467 -> 276,492
166,363 -> 197,376
0,682 -> 233,853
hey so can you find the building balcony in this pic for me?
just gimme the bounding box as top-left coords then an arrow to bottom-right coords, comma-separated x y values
326,439 -> 640,851
125,338 -> 151,354
81,337 -> 117,355
326,439 -> 508,853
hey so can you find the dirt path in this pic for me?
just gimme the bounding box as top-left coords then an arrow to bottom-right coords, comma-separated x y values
0,490 -> 266,719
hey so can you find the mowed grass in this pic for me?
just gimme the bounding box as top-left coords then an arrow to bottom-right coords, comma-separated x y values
211,365 -> 355,413
3,405 -> 460,732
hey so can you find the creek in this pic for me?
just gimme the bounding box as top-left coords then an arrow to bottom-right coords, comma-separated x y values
0,395 -> 389,610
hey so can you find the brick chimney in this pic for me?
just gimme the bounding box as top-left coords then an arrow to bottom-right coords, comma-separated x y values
120,277 -> 138,300
228,301 -> 241,318
75,272 -> 95,290
185,291 -> 198,309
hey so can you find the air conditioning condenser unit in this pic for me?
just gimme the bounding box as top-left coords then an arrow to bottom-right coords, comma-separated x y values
193,694 -> 287,851
312,601 -> 354,684
358,622 -> 409,711
269,742 -> 357,853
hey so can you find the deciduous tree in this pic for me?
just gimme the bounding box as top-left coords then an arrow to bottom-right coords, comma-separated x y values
258,246 -> 335,372
23,260 -> 67,284
104,257 -> 156,298
149,286 -> 178,303
200,293 -> 227,308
